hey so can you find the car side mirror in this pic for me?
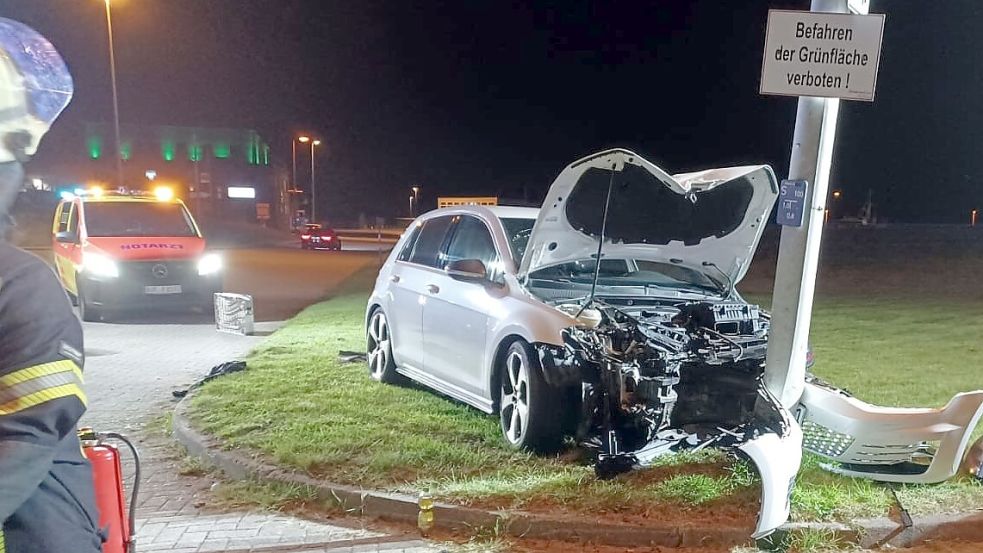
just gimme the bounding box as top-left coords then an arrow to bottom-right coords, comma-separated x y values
55,231 -> 78,244
445,259 -> 487,281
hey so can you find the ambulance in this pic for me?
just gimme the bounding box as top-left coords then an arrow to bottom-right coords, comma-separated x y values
51,187 -> 223,321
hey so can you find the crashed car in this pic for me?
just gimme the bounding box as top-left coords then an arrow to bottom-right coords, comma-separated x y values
366,148 -> 983,538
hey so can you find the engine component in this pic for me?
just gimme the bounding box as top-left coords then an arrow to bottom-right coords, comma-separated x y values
542,298 -> 785,479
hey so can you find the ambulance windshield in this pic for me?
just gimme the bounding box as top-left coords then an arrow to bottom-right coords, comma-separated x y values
84,202 -> 198,238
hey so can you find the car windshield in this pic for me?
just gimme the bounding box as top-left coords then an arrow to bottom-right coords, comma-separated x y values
529,258 -> 722,294
84,202 -> 198,237
501,217 -> 536,262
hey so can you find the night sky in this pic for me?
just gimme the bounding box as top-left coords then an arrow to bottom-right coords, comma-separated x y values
3,0 -> 982,222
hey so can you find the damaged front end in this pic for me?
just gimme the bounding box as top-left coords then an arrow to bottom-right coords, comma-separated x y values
537,299 -> 801,538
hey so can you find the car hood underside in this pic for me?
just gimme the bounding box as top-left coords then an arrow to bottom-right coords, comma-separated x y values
520,149 -> 779,284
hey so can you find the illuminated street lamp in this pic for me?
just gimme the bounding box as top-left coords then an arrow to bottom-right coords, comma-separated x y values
830,189 -> 842,221
411,186 -> 421,216
972,209 -> 978,228
409,194 -> 415,216
310,139 -> 322,222
292,135 -> 310,195
296,137 -> 322,222
102,0 -> 123,188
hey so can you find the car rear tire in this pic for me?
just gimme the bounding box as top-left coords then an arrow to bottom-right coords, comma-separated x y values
367,308 -> 402,384
500,340 -> 563,452
77,281 -> 103,323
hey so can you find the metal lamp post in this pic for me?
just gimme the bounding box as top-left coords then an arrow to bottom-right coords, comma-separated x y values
295,135 -> 322,222
411,186 -> 420,216
297,136 -> 311,221
103,0 -> 123,188
293,136 -> 307,195
310,139 -> 321,222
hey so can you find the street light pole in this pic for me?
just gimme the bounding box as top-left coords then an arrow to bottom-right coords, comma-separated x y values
297,135 -> 310,222
763,0 -> 850,409
103,0 -> 123,188
310,139 -> 321,222
411,186 -> 421,216
291,139 -> 298,193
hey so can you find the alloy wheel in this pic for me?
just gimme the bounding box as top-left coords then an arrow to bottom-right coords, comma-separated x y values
367,310 -> 391,379
501,350 -> 530,444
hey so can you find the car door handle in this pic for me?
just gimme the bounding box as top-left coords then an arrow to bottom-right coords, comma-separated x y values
390,275 -> 401,283
426,284 -> 440,294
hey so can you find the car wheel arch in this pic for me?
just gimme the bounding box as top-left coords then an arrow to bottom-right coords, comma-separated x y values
366,303 -> 383,329
489,334 -> 532,413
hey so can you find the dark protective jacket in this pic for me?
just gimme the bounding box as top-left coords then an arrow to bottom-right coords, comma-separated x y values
0,243 -> 102,553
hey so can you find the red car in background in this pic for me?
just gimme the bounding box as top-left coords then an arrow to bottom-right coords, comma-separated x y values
300,224 -> 342,251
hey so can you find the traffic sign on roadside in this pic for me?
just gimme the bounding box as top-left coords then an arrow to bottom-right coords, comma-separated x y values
760,10 -> 885,101
777,180 -> 808,227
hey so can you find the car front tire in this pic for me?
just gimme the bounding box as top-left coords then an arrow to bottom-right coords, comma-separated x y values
499,340 -> 563,452
367,308 -> 401,384
77,279 -> 103,323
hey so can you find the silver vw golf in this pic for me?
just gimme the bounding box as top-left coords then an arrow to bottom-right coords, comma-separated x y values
365,148 -> 983,538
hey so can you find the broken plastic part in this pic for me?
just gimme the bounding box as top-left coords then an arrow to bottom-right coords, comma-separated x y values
798,381 -> 983,484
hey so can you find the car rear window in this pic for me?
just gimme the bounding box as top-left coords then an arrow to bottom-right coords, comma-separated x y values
84,202 -> 198,238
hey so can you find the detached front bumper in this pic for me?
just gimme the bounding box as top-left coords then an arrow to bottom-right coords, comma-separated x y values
797,380 -> 983,484
81,259 -> 222,309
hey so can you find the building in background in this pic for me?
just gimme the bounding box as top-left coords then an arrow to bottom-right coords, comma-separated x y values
436,196 -> 498,208
28,122 -> 289,227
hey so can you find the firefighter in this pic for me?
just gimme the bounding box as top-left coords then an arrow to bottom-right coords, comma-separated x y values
0,18 -> 103,553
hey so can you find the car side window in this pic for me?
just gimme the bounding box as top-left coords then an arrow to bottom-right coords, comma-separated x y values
67,204 -> 79,235
444,215 -> 501,281
397,225 -> 422,262
56,202 -> 71,233
407,216 -> 454,268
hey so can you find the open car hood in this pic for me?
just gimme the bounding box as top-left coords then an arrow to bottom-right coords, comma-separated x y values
519,149 -> 778,284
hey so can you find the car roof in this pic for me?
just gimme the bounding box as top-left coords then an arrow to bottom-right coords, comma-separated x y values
77,195 -> 184,205
484,205 -> 539,219
420,205 -> 539,221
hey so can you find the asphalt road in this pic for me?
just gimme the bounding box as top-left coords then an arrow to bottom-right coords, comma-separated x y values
222,247 -> 383,321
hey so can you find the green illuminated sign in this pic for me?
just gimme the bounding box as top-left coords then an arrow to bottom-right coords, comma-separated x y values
162,140 -> 176,161
87,136 -> 101,159
189,143 -> 203,162
213,142 -> 231,159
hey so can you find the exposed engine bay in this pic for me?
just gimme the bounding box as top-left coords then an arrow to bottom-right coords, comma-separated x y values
537,298 -> 792,478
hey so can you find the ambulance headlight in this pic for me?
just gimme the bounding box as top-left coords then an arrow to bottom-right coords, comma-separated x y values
82,253 -> 119,278
197,253 -> 222,276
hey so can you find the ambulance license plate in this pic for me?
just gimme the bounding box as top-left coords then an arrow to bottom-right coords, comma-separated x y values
144,285 -> 182,295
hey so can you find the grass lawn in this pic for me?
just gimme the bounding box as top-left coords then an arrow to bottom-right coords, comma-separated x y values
188,277 -> 982,526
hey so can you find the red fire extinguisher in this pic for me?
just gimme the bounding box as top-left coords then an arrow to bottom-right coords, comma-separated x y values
79,427 -> 141,553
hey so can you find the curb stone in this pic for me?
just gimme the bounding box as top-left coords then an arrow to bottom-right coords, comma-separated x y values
172,399 -> 983,549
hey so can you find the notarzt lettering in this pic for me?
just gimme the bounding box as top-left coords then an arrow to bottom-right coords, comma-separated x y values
119,243 -> 185,250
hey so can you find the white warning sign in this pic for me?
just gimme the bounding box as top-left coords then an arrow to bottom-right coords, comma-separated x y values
760,10 -> 885,102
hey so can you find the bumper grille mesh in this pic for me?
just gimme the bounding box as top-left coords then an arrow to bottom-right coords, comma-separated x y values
802,420 -> 855,457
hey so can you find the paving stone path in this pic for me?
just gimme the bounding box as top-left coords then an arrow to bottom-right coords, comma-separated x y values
80,318 -> 439,553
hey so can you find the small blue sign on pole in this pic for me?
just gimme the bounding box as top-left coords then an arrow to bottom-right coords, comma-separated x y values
777,179 -> 808,227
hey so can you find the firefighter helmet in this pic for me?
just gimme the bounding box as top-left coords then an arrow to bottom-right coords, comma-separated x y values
0,17 -> 73,164
0,18 -> 72,232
